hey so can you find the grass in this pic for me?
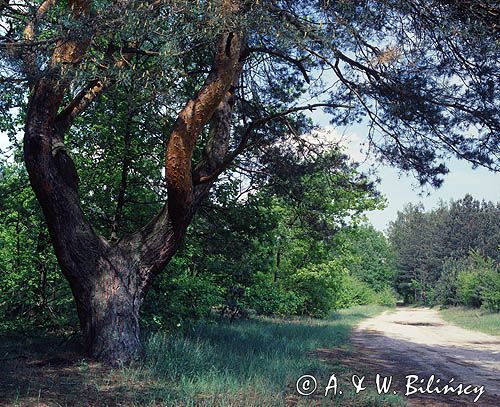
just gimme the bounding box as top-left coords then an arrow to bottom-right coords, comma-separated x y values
1,305 -> 405,406
439,306 -> 500,336
125,304 -> 403,406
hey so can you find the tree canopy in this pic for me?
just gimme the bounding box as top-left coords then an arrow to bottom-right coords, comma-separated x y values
2,0 -> 499,185
388,195 -> 500,304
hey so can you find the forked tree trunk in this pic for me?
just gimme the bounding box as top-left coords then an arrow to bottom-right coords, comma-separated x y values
23,23 -> 243,364
22,80 -> 148,364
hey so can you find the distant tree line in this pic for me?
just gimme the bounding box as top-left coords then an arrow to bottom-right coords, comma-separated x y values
388,195 -> 500,310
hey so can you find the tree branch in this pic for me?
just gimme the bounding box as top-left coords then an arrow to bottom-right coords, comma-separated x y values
195,102 -> 349,184
268,4 -> 383,80
23,0 -> 101,287
165,32 -> 244,230
54,79 -> 109,135
0,38 -> 58,49
22,0 -> 57,80
23,0 -> 57,41
246,47 -> 310,83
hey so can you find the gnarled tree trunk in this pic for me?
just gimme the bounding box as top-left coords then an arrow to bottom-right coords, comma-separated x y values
74,250 -> 143,363
23,12 -> 244,363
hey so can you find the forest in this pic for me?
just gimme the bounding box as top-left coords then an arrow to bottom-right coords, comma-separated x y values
1,168 -> 499,331
0,0 -> 499,405
389,195 -> 500,309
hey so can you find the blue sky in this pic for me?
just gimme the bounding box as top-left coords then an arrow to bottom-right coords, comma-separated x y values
307,109 -> 500,231
364,159 -> 500,231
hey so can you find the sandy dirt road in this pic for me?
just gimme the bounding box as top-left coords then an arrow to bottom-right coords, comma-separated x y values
350,307 -> 500,406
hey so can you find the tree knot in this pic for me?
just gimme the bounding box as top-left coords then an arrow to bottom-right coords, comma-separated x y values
51,140 -> 67,157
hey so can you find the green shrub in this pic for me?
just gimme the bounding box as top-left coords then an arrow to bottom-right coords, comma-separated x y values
457,271 -> 482,307
481,270 -> 500,312
455,252 -> 498,309
287,261 -> 347,318
243,274 -> 302,316
337,275 -> 375,308
142,272 -> 224,330
374,286 -> 398,307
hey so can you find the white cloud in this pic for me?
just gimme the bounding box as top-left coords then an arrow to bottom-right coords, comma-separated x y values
305,126 -> 374,165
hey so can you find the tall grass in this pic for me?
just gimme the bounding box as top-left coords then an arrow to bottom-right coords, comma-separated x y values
439,306 -> 500,336
119,305 -> 403,406
3,305 -> 404,406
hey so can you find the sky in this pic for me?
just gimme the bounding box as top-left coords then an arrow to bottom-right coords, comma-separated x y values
364,158 -> 500,231
307,109 -> 500,232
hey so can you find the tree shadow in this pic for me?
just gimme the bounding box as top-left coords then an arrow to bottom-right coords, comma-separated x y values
3,314 -> 496,406
0,317 -> 356,406
319,330 -> 500,407
0,334 -> 166,406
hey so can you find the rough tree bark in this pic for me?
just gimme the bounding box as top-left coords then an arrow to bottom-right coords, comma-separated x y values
22,0 -> 245,364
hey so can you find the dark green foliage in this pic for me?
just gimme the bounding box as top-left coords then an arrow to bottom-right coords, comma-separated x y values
443,196 -> 500,261
243,274 -> 302,317
455,252 -> 499,311
481,270 -> 500,312
0,137 -> 387,331
70,88 -> 167,238
388,203 -> 445,303
0,160 -> 75,331
457,269 -> 483,308
3,0 -> 498,337
389,195 -> 500,305
3,1 -> 500,189
141,268 -> 224,331
390,198 -> 500,310
432,257 -> 462,306
287,261 -> 347,318
0,144 -> 388,331
338,225 -> 397,291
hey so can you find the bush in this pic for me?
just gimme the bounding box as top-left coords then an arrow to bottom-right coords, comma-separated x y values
481,270 -> 500,312
243,274 -> 302,316
455,252 -> 498,309
334,274 -> 398,309
287,261 -> 347,318
430,252 -> 500,310
374,286 -> 398,307
337,275 -> 375,308
457,271 -> 482,307
142,272 -> 224,330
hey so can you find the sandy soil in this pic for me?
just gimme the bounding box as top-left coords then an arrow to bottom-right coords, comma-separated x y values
351,307 -> 500,406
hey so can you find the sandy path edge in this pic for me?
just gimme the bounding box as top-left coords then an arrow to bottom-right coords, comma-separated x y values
349,307 -> 500,406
